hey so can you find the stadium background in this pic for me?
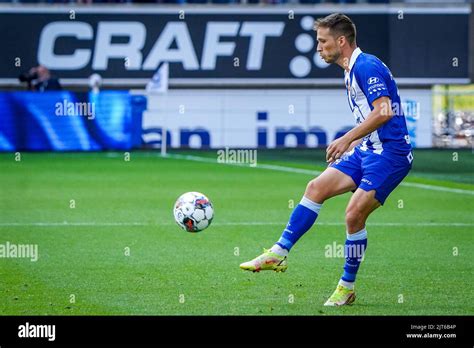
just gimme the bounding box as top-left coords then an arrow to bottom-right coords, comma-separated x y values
0,0 -> 473,319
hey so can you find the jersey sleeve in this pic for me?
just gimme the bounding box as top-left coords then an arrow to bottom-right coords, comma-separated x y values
355,61 -> 391,105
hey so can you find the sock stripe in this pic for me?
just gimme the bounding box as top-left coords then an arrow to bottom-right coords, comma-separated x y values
299,196 -> 322,214
339,279 -> 355,290
346,227 -> 367,241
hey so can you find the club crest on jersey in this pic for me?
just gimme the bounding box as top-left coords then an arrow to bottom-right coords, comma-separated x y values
367,77 -> 379,84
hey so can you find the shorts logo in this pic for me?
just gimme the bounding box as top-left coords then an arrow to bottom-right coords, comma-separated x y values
367,77 -> 379,84
361,178 -> 373,185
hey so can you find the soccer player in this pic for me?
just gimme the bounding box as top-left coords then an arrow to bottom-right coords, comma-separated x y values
240,13 -> 413,306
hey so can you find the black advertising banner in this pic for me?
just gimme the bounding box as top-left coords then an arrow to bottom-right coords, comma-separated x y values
0,7 -> 470,86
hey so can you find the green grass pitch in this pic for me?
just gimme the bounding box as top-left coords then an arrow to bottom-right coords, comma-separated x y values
0,150 -> 473,315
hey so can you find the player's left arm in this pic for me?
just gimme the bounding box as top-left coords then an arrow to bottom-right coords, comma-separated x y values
326,96 -> 393,163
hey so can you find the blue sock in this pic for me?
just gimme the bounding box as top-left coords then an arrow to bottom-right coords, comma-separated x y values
341,228 -> 368,284
275,196 -> 322,251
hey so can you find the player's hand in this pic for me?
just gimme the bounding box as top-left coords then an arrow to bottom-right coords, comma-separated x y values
326,135 -> 352,164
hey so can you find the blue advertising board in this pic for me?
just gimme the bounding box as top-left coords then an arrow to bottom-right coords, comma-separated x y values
0,91 -> 146,151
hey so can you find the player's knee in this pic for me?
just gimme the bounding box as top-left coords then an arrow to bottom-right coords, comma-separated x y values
345,207 -> 364,232
305,179 -> 327,203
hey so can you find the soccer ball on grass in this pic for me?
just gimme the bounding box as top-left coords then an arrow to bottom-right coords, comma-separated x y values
173,192 -> 214,232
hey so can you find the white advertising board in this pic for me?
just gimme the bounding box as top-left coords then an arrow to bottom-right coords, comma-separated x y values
142,89 -> 432,148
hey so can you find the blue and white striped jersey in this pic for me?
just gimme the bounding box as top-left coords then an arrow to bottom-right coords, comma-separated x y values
344,48 -> 412,156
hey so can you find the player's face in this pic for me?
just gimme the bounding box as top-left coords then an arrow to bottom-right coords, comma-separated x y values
316,27 -> 341,64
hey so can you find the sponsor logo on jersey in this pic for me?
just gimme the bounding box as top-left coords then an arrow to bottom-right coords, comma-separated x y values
367,77 -> 379,84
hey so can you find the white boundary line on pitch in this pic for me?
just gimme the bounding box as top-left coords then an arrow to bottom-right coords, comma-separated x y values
0,222 -> 471,227
166,154 -> 474,196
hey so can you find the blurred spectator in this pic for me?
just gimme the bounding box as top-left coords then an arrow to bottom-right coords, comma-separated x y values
18,65 -> 62,91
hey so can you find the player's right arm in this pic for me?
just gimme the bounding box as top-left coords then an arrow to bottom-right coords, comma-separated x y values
326,96 -> 393,163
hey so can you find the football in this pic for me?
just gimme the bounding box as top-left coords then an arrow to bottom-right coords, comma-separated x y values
173,192 -> 214,232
